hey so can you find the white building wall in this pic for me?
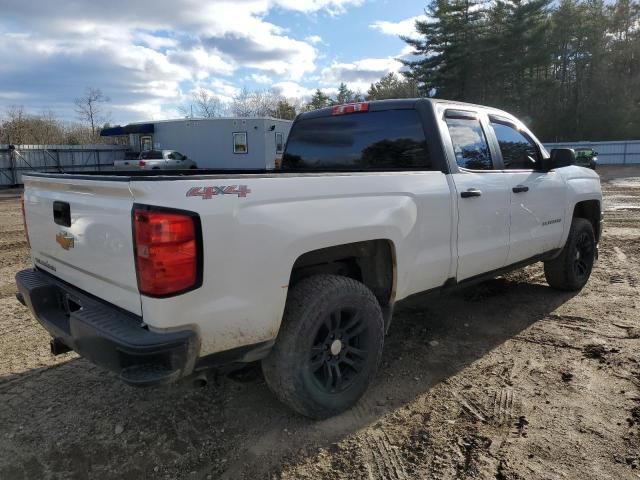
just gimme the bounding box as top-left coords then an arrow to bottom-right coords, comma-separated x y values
151,118 -> 292,169
543,140 -> 640,165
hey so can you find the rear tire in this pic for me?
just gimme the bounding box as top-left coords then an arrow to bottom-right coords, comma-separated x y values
262,274 -> 384,419
544,217 -> 596,291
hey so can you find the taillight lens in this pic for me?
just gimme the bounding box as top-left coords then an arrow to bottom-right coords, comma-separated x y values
139,160 -> 146,167
332,102 -> 369,116
133,207 -> 201,297
21,193 -> 30,247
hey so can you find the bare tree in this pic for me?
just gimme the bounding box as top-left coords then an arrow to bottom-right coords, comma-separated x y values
74,87 -> 110,136
230,88 -> 293,118
179,88 -> 225,118
2,105 -> 29,144
230,87 -> 255,117
34,110 -> 64,145
0,106 -> 101,145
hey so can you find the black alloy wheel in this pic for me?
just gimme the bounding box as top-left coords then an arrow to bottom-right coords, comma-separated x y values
309,307 -> 370,394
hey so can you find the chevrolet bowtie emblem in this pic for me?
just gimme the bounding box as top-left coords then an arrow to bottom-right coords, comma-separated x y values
56,232 -> 75,250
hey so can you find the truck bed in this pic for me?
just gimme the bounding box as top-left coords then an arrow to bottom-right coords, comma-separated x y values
26,168 -> 443,181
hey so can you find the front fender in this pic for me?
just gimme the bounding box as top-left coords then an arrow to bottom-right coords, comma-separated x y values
558,166 -> 602,245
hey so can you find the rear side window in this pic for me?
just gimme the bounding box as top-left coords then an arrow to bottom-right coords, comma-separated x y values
282,110 -> 431,171
140,150 -> 162,160
490,122 -> 540,169
445,118 -> 493,170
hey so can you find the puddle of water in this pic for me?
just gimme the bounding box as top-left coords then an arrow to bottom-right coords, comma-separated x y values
605,227 -> 640,237
609,177 -> 640,188
605,205 -> 640,211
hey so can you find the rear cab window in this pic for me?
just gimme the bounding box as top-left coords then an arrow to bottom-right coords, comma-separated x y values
282,108 -> 432,171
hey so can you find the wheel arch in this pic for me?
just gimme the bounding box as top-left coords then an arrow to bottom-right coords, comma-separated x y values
289,239 -> 397,331
572,199 -> 601,242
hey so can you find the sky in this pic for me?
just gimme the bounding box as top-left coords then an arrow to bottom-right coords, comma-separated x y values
0,0 -> 428,124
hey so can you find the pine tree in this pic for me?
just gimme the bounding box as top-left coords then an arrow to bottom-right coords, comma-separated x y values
367,73 -> 420,100
273,99 -> 298,120
306,89 -> 332,111
334,83 -> 356,105
403,0 -> 488,100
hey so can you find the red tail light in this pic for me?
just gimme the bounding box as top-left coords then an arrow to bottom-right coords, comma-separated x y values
332,102 -> 369,116
21,193 -> 30,247
133,207 -> 202,297
139,160 -> 146,167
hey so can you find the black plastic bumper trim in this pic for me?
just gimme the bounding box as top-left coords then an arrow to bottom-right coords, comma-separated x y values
15,268 -> 199,386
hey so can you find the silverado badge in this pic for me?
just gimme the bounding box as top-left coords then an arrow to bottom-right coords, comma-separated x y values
56,232 -> 75,250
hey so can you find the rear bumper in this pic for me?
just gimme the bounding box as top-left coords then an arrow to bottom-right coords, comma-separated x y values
15,268 -> 199,386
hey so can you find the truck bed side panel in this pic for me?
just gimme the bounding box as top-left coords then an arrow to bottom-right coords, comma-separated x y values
132,172 -> 453,356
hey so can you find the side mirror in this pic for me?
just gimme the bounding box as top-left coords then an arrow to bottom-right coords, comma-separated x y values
541,148 -> 576,171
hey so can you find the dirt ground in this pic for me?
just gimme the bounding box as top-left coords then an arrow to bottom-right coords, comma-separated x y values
1,166 -> 639,480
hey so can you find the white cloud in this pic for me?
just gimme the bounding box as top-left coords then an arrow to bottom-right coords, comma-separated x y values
272,81 -> 317,99
0,0 -> 363,122
370,15 -> 428,39
274,0 -> 364,16
321,57 -> 404,92
250,74 -> 274,84
305,35 -> 323,44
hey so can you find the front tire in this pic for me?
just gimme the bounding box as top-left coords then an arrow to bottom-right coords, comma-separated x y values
262,274 -> 384,419
544,217 -> 596,291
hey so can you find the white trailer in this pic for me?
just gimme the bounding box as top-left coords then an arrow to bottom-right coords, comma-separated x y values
101,117 -> 293,170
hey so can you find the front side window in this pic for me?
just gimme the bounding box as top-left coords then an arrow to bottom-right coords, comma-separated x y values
168,151 -> 185,160
491,122 -> 540,169
233,132 -> 248,154
445,117 -> 493,170
275,132 -> 284,153
282,109 -> 432,171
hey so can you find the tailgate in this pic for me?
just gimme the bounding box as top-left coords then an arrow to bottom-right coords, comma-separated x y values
23,175 -> 141,315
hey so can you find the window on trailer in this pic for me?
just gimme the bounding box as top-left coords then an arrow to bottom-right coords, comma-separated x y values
233,132 -> 248,154
140,135 -> 153,152
275,132 -> 284,153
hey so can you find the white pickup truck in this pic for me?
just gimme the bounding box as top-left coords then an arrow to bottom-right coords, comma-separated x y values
16,99 -> 602,419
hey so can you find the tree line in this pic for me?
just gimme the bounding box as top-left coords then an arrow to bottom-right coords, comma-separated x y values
5,0 -> 637,147
403,0 -> 640,141
1,79 -> 418,145
0,87 -> 112,145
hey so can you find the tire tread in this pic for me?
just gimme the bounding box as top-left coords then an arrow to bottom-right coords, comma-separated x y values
262,274 -> 384,419
544,217 -> 595,291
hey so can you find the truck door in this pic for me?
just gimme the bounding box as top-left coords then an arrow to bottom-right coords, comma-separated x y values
487,118 -> 567,264
443,110 -> 511,281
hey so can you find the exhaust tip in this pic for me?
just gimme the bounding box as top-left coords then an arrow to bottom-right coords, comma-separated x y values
192,372 -> 208,388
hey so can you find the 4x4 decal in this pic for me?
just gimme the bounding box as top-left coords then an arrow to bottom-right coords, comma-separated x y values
186,185 -> 251,199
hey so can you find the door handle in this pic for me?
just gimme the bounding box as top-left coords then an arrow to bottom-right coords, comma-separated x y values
461,188 -> 482,198
512,185 -> 529,193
